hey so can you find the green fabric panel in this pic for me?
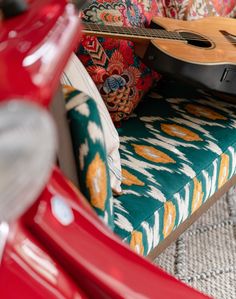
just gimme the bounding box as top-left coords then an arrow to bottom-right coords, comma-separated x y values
64,87 -> 114,230
114,81 -> 236,256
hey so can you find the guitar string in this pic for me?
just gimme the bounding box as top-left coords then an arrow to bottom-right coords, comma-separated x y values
82,30 -> 236,45
83,22 -> 233,38
82,23 -> 236,44
82,31 -> 236,46
82,28 -> 236,44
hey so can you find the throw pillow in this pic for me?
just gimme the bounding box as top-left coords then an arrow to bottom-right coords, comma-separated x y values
63,86 -> 114,229
61,53 -> 122,195
155,0 -> 236,19
76,0 -> 160,124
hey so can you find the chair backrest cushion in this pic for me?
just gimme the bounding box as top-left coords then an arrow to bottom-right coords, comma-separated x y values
63,85 -> 114,229
61,53 -> 122,195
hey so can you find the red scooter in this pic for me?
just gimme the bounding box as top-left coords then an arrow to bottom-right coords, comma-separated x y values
0,1 -> 211,298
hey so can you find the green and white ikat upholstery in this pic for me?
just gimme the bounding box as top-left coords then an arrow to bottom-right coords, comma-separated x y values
63,85 -> 114,230
64,80 -> 236,257
115,81 -> 236,256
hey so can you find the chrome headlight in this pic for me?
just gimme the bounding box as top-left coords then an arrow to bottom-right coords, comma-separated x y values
0,101 -> 57,222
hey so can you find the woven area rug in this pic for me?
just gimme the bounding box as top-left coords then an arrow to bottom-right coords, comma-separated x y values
154,186 -> 236,299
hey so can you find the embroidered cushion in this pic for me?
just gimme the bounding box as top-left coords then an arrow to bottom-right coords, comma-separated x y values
61,53 -> 122,195
76,0 -> 159,124
155,0 -> 236,19
63,86 -> 114,229
114,81 -> 236,256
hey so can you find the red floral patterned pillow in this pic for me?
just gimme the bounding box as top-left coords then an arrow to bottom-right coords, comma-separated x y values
76,0 -> 159,124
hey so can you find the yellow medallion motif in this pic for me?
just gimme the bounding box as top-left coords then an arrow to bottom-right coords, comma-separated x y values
192,177 -> 204,214
163,202 -> 176,238
86,153 -> 107,211
130,231 -> 144,255
161,123 -> 202,142
122,169 -> 144,186
218,153 -> 229,188
132,144 -> 175,164
185,104 -> 227,120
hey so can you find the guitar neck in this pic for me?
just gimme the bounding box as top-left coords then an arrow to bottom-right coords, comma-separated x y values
82,23 -> 184,43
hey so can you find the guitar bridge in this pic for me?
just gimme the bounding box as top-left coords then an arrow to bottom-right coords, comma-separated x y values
220,30 -> 236,47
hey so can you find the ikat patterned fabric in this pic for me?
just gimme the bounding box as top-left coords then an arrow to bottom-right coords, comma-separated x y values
61,53 -> 122,195
63,86 -> 114,229
77,0 -> 159,123
63,80 -> 236,257
114,81 -> 236,256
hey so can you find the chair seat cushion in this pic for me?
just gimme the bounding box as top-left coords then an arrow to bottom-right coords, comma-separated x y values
114,81 -> 236,256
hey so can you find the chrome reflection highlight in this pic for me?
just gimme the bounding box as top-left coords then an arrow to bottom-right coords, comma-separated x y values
0,101 -> 57,222
0,222 -> 9,262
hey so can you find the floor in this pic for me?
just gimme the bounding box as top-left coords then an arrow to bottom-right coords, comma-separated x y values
154,186 -> 236,299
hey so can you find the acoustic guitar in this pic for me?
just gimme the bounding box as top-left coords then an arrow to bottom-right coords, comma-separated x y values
82,17 -> 236,96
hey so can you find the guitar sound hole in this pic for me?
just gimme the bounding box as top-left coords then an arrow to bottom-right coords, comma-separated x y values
179,32 -> 212,48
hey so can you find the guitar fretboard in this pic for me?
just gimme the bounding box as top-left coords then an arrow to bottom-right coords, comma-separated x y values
82,23 -> 185,41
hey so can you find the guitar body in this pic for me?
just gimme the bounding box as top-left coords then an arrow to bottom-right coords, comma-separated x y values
143,17 -> 236,96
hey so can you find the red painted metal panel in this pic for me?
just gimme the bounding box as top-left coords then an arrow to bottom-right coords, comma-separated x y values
0,0 -> 81,106
0,220 -> 87,298
24,168 -> 211,299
